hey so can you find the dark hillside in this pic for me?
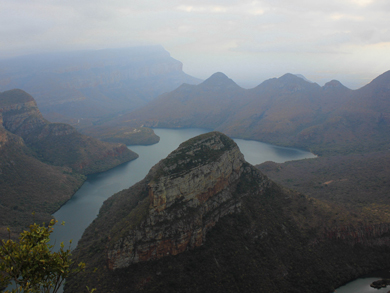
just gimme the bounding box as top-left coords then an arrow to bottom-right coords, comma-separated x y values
0,89 -> 138,174
258,151 -> 390,224
0,89 -> 138,239
66,132 -> 390,293
128,70 -> 390,155
0,124 -> 84,239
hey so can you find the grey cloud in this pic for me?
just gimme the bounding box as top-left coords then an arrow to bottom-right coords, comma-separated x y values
0,0 -> 389,89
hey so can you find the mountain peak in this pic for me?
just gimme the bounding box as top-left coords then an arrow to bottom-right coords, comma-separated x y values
0,89 -> 35,108
200,72 -> 241,89
294,74 -> 313,83
323,80 -> 349,91
279,73 -> 309,84
106,131 -> 251,269
363,70 -> 390,90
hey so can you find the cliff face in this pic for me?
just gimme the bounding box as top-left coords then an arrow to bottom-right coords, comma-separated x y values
107,132 -> 267,269
67,132 -> 390,293
0,46 -> 202,121
0,89 -> 138,174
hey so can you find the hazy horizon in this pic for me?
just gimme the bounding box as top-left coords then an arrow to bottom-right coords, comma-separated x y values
2,0 -> 390,89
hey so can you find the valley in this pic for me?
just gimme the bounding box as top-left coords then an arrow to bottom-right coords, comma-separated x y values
1,49 -> 390,293
0,89 -> 137,239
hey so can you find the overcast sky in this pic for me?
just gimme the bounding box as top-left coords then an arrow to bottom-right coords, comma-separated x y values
1,0 -> 390,88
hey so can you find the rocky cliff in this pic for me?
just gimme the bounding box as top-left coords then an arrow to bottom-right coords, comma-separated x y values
0,46 -> 202,122
66,132 -> 390,293
0,89 -> 138,174
107,132 -> 269,269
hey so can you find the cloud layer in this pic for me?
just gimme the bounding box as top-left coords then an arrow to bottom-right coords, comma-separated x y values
1,0 -> 390,88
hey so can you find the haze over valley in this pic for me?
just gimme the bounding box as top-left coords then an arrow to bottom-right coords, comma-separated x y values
2,0 -> 390,292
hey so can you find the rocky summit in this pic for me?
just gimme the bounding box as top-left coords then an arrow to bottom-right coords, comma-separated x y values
107,132 -> 268,269
67,132 -> 390,293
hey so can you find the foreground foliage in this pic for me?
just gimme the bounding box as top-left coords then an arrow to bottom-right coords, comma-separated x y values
0,220 -> 85,293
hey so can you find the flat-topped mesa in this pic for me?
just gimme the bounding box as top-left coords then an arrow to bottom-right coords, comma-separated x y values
107,132 -> 269,269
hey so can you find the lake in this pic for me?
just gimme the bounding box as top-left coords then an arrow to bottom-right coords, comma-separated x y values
51,128 -> 316,249
335,270 -> 390,293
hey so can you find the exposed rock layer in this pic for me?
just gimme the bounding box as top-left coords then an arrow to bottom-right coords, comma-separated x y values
0,89 -> 138,239
0,89 -> 138,174
66,132 -> 390,293
107,132 -> 269,269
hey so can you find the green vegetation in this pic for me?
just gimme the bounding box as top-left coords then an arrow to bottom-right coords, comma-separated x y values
0,220 -> 86,293
80,126 -> 160,146
258,151 -> 390,224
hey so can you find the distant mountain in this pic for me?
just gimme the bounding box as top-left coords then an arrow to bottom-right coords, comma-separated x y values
125,72 -> 247,129
0,89 -> 138,238
0,89 -> 137,174
294,74 -> 313,83
66,132 -> 390,293
129,70 -> 390,155
0,46 -> 202,123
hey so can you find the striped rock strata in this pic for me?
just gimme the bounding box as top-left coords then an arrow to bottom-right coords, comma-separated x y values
107,132 -> 269,269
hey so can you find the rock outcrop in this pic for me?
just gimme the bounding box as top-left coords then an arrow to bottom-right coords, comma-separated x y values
107,132 -> 268,269
0,89 -> 138,174
66,131 -> 390,293
0,89 -> 140,239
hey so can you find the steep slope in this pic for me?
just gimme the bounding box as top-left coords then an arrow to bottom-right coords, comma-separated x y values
218,73 -> 327,144
0,89 -> 138,174
66,132 -> 390,293
0,89 -> 138,239
0,46 -> 201,121
127,72 -> 247,129
129,70 -> 390,155
0,118 -> 84,239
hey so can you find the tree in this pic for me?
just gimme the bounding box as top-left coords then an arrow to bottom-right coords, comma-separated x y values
0,219 -> 86,293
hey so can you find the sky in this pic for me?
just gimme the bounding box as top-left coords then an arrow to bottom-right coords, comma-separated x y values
1,0 -> 390,89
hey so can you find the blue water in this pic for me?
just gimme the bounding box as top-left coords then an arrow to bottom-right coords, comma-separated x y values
50,128 -> 315,250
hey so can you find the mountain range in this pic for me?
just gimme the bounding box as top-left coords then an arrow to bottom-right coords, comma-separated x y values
0,89 -> 137,239
127,70 -> 390,155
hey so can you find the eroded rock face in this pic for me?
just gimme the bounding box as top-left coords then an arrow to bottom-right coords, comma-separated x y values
107,132 -> 269,269
0,89 -> 138,174
0,90 -> 47,137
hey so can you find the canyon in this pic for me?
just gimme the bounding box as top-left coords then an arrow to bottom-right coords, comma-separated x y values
0,89 -> 137,239
66,132 -> 390,293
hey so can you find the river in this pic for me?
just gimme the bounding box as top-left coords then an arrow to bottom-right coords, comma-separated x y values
48,128 -> 390,293
50,128 -> 315,249
47,128 -> 316,292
